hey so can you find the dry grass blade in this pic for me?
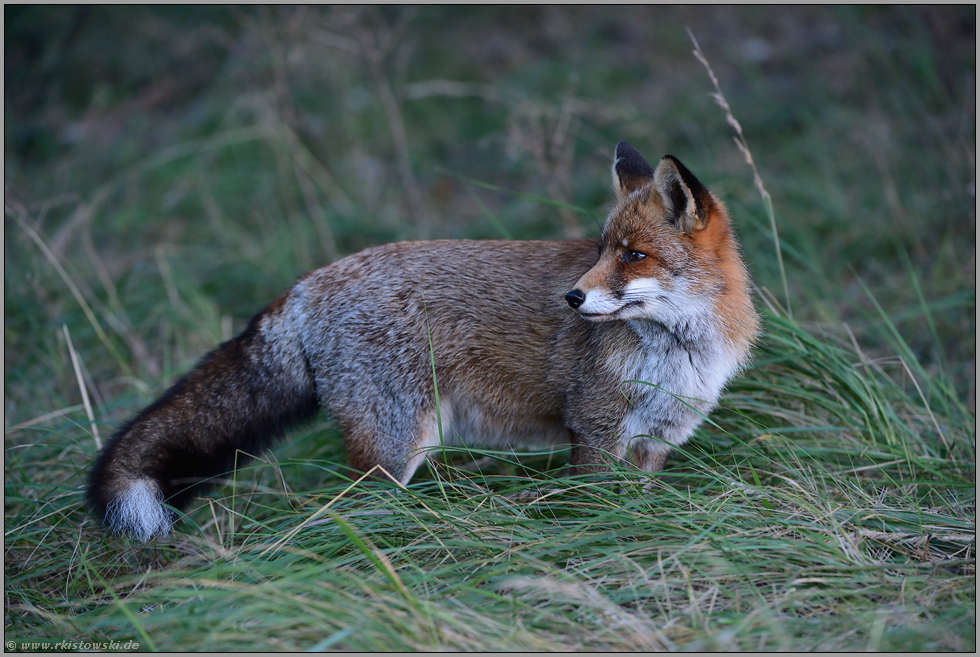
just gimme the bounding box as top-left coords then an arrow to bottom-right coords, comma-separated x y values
61,324 -> 102,450
688,28 -> 792,319
7,203 -> 132,376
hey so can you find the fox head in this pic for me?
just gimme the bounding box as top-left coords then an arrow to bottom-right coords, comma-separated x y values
565,142 -> 750,333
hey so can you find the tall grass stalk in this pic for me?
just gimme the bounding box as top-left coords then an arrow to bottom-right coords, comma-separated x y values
689,29 -> 793,319
61,324 -> 101,450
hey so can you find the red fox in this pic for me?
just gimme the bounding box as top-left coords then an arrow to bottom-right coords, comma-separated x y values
88,142 -> 760,541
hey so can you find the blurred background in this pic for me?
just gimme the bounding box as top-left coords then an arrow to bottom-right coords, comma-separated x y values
5,6 -> 975,422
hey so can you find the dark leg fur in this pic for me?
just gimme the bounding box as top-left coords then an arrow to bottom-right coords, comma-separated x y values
87,303 -> 318,541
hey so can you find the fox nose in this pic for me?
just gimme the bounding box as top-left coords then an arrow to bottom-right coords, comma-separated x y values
565,289 -> 586,309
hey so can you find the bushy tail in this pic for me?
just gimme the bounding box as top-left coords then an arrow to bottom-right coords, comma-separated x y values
87,293 -> 318,541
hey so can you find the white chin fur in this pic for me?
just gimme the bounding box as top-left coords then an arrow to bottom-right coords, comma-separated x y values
105,479 -> 174,542
575,289 -> 624,317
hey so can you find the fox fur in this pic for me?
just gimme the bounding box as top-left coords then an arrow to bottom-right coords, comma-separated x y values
88,141 -> 760,541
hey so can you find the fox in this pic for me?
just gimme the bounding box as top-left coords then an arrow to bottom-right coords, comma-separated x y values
88,141 -> 760,541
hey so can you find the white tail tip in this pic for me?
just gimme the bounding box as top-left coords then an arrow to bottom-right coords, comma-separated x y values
105,479 -> 174,542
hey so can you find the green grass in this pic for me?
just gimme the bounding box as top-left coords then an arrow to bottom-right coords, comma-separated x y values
5,6 -> 975,652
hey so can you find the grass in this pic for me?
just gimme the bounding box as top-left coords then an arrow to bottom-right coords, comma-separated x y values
5,6 -> 975,652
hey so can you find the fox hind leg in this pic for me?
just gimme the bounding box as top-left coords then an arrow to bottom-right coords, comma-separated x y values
337,399 -> 451,486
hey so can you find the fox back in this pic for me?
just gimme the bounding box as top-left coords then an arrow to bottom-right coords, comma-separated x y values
88,142 -> 760,541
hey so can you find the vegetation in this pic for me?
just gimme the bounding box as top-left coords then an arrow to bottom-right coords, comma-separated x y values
5,6 -> 974,651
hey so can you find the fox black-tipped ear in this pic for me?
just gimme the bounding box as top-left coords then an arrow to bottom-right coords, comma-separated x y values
612,141 -> 655,198
654,155 -> 713,234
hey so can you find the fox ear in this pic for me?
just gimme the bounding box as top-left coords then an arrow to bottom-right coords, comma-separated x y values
654,155 -> 713,234
612,141 -> 655,198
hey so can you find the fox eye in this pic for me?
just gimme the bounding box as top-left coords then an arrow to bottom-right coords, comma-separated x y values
622,250 -> 647,263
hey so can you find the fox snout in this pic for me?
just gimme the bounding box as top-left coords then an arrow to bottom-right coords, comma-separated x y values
565,285 -> 621,322
565,288 -> 586,309
564,284 -> 622,322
